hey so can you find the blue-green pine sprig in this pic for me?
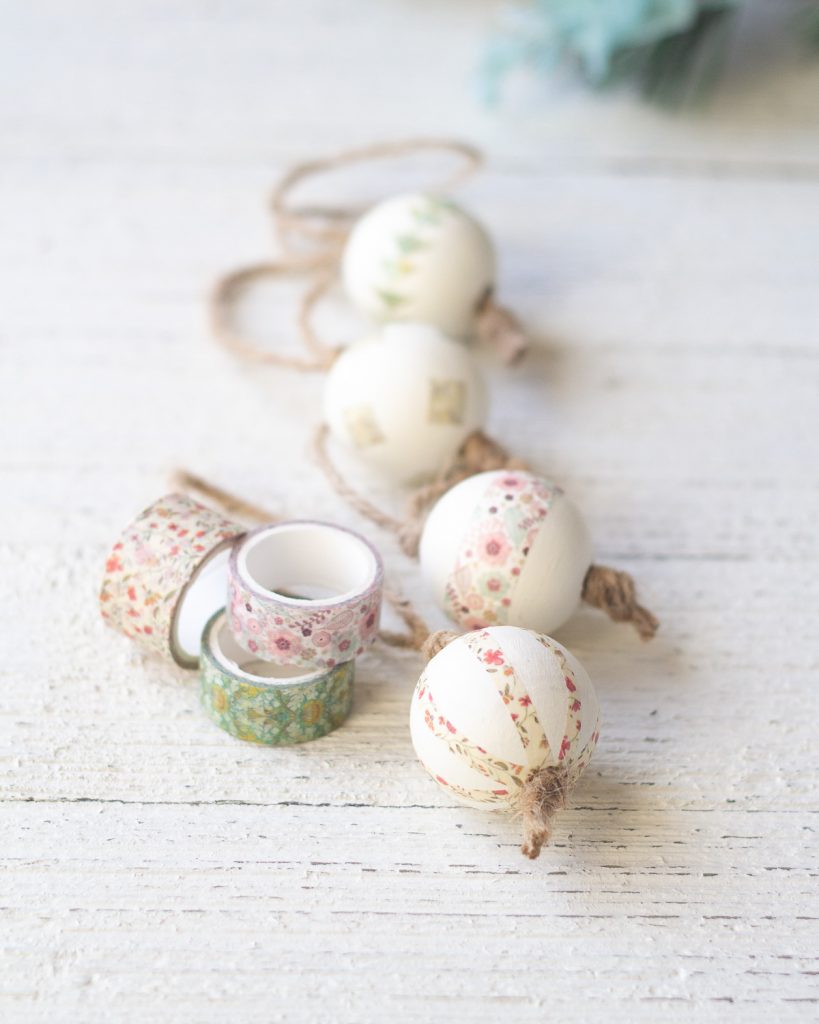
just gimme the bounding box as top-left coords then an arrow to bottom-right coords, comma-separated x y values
481,0 -> 743,107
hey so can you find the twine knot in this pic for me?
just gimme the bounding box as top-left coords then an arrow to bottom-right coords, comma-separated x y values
520,764 -> 572,859
476,293 -> 528,364
421,630 -> 460,660
460,430 -> 526,475
582,564 -> 659,641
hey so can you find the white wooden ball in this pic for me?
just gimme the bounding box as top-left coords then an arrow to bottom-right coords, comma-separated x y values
419,469 -> 593,633
410,626 -> 600,810
323,322 -> 488,483
341,193 -> 495,338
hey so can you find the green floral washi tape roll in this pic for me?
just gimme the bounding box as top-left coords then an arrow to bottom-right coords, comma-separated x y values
200,611 -> 354,745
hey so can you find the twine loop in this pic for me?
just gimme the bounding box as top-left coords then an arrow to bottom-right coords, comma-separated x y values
211,138 -> 493,370
209,260 -> 342,372
270,136 -> 484,252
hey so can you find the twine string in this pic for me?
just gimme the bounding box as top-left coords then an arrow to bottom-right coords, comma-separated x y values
209,260 -> 343,372
269,137 -> 484,250
310,425 -> 406,537
312,423 -> 529,557
170,469 -> 280,524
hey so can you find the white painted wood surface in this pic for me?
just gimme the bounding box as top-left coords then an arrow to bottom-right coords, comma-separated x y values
1,2 -> 818,1020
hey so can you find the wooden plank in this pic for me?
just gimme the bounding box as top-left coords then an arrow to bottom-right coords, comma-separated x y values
1,0 -> 818,1019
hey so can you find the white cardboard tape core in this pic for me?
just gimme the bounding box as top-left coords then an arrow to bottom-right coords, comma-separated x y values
239,522 -> 377,604
174,547 -> 232,662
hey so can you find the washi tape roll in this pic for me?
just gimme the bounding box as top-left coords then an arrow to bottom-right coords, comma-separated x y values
228,520 -> 383,669
200,611 -> 354,744
99,493 -> 245,668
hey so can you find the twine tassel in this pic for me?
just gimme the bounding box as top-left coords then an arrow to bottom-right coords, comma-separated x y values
582,564 -> 659,640
519,764 -> 572,859
209,260 -> 342,372
476,295 -> 528,364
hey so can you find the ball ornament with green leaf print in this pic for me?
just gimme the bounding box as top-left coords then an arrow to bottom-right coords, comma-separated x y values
341,193 -> 496,339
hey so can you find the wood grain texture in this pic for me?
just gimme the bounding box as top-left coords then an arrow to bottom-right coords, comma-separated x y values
1,1 -> 818,1021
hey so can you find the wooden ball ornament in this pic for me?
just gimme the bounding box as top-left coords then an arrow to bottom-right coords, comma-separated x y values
410,626 -> 600,857
341,193 -> 495,338
322,322 -> 487,483
419,469 -> 592,634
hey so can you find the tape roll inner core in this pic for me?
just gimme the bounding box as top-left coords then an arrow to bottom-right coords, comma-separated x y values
211,614 -> 319,682
240,522 -> 377,604
175,546 -> 232,660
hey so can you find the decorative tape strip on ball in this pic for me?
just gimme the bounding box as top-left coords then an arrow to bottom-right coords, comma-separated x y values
323,322 -> 488,483
200,611 -> 354,745
342,193 -> 494,337
99,493 -> 245,668
420,469 -> 592,635
410,626 -> 599,858
228,520 -> 383,670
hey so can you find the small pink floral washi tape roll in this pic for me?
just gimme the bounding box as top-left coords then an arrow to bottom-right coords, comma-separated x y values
99,493 -> 245,668
227,520 -> 383,670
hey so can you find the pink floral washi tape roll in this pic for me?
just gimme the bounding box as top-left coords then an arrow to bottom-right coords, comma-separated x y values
227,521 -> 383,670
99,493 -> 245,668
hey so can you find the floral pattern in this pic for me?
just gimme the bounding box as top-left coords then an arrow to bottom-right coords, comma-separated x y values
99,494 -> 244,667
421,685 -> 528,797
200,616 -> 354,745
443,471 -> 562,631
414,628 -> 599,808
463,631 -> 547,752
228,525 -> 383,670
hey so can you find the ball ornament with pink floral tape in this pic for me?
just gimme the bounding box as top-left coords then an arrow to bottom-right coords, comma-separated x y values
322,322 -> 487,483
419,469 -> 593,635
410,625 -> 600,857
341,193 -> 495,339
